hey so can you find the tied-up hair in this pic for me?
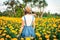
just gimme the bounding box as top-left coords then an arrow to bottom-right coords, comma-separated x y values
24,6 -> 32,14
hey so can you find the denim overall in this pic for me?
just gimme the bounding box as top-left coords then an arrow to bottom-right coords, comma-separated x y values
21,16 -> 35,38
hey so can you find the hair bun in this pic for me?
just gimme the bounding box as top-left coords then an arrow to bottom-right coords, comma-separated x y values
25,6 -> 31,13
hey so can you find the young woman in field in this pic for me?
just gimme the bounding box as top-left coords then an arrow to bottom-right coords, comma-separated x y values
20,6 -> 35,40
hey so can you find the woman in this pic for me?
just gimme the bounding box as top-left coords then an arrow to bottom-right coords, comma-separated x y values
20,6 -> 35,39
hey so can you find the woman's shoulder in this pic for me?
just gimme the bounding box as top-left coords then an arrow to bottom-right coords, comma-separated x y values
22,15 -> 26,17
22,15 -> 25,20
22,14 -> 35,18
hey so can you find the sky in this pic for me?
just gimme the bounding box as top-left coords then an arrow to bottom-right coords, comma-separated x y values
0,0 -> 60,14
45,0 -> 60,14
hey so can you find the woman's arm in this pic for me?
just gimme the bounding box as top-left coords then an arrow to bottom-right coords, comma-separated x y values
33,20 -> 35,29
17,20 -> 24,37
19,20 -> 24,33
21,20 -> 24,27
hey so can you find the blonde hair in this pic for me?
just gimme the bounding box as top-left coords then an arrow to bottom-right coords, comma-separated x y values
24,6 -> 32,14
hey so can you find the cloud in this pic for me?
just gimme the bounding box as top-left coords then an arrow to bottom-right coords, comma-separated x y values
0,5 -> 7,12
45,0 -> 60,13
0,0 -> 60,14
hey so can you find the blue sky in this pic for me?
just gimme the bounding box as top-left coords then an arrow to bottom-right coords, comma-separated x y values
0,0 -> 60,14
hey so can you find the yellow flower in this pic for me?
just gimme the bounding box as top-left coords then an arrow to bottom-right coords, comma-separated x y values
53,24 -> 57,27
25,37 -> 31,40
2,33 -> 6,36
43,29 -> 46,32
53,39 -> 58,40
0,38 -> 4,40
0,30 -> 3,34
46,38 -> 50,40
1,27 -> 5,29
21,38 -> 24,40
45,34 -> 50,39
9,26 -> 14,29
53,35 -> 56,39
57,30 -> 60,32
4,30 -> 7,32
35,32 -> 41,37
6,35 -> 11,38
39,37 -> 42,40
11,30 -> 16,34
11,38 -> 17,40
47,31 -> 51,34
58,25 -> 60,28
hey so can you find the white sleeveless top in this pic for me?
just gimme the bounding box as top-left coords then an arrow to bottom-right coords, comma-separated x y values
22,14 -> 35,26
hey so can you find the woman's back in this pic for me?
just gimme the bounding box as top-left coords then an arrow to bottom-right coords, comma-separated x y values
21,6 -> 35,38
22,14 -> 35,26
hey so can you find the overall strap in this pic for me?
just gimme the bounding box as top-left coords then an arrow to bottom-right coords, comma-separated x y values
24,16 -> 27,26
24,16 -> 34,26
30,16 -> 34,26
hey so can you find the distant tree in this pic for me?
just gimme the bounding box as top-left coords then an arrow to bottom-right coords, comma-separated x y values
33,0 -> 48,17
3,0 -> 25,17
23,0 -> 32,6
22,0 -> 48,18
43,12 -> 48,17
15,5 -> 25,17
4,0 -> 21,16
0,11 -> 2,16
41,0 -> 48,17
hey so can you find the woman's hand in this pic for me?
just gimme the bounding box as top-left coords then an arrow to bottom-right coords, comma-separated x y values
19,27 -> 23,33
33,20 -> 35,29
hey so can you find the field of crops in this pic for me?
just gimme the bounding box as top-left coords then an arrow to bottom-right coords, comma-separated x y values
0,16 -> 60,40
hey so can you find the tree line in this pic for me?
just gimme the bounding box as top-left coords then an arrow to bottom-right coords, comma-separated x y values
0,0 -> 60,18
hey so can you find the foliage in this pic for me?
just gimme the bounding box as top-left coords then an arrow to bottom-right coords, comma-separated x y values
0,17 -> 60,40
3,0 -> 25,17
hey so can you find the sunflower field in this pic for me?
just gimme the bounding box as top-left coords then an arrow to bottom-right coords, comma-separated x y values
0,16 -> 60,40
